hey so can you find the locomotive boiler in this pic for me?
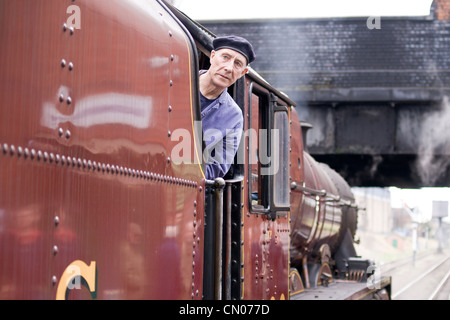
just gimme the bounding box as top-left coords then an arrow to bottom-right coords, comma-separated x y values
0,0 -> 391,300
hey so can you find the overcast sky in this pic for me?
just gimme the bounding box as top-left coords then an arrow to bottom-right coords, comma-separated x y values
174,0 -> 434,20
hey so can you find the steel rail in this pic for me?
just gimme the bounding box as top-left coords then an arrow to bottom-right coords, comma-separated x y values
392,255 -> 450,299
428,267 -> 450,300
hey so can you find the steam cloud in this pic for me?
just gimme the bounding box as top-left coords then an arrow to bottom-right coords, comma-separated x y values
415,96 -> 450,186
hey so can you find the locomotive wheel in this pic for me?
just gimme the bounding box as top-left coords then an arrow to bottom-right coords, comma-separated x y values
308,262 -> 334,287
289,268 -> 305,296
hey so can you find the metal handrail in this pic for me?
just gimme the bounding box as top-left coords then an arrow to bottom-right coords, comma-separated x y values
290,181 -> 358,209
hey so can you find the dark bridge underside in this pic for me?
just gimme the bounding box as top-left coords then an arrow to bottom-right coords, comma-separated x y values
303,97 -> 450,188
312,153 -> 450,188
201,15 -> 450,188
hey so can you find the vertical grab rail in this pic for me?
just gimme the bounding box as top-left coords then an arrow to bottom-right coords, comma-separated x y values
213,178 -> 225,300
204,178 -> 225,300
224,182 -> 232,300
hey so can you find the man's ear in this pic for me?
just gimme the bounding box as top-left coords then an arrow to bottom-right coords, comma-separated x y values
240,67 -> 249,78
210,50 -> 216,62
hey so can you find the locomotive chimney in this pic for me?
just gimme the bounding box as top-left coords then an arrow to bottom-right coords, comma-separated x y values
300,122 -> 313,152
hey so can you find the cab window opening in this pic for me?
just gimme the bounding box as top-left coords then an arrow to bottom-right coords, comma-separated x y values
248,83 -> 271,213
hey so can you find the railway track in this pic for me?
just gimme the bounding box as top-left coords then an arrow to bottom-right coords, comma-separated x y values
387,251 -> 450,300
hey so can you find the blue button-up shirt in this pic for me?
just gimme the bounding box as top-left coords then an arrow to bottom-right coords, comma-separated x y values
200,72 -> 243,180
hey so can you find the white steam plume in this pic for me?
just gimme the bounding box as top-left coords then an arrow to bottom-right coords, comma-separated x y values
415,96 -> 450,186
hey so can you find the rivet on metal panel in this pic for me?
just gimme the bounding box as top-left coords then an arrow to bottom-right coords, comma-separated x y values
169,31 -> 172,37
54,216 -> 60,227
66,96 -> 72,105
53,245 -> 59,256
30,149 -> 36,160
65,130 -> 71,140
168,130 -> 171,137
68,62 -> 74,71
69,27 -> 74,36
2,143 -> 7,155
9,145 -> 15,156
58,128 -> 64,137
61,59 -> 66,68
169,80 -> 173,87
52,276 -> 58,287
17,146 -> 23,158
63,23 -> 67,32
168,105 -> 172,112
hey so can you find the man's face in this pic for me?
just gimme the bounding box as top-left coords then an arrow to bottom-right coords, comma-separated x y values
208,48 -> 248,89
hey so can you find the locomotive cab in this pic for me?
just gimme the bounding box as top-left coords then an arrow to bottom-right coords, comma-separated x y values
194,41 -> 293,299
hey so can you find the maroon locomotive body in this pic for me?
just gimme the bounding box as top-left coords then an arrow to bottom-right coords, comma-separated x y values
0,0 -> 390,300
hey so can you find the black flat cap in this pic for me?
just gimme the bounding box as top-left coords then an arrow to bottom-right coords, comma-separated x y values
213,35 -> 255,64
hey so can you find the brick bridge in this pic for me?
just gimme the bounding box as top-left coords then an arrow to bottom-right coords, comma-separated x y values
201,0 -> 450,188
